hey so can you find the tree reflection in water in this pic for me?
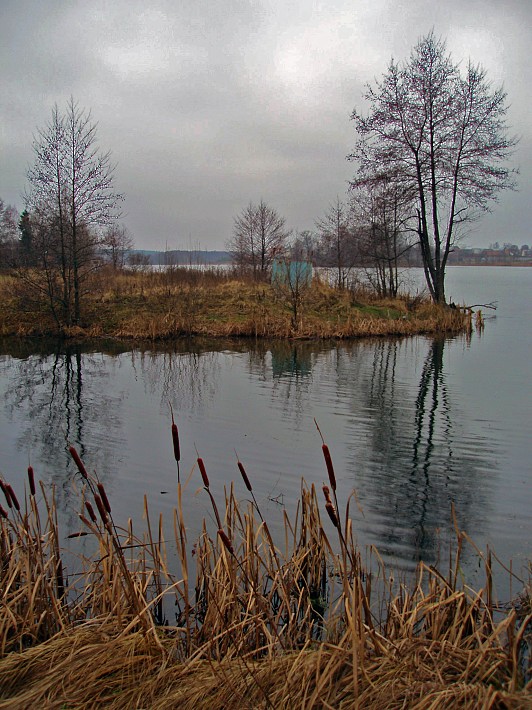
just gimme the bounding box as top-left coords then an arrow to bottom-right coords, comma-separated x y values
410,338 -> 452,556
264,341 -> 314,428
346,336 -> 497,570
0,339 -> 223,529
0,336 -> 500,572
2,341 -> 127,525
134,345 -> 220,415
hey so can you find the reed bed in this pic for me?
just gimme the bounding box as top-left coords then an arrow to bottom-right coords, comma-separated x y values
0,432 -> 529,708
0,269 -> 470,339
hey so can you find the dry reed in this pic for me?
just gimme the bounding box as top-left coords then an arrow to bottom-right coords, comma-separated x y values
0,431 -> 529,709
0,270 -> 470,340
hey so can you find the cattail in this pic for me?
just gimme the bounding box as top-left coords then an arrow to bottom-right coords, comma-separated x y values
322,484 -> 332,504
27,466 -> 36,496
325,501 -> 339,528
94,494 -> 108,524
7,485 -> 20,511
0,480 -> 12,508
217,529 -> 234,555
97,483 -> 112,514
322,444 -> 336,491
85,501 -> 97,524
171,423 -> 180,463
237,461 -> 252,492
197,458 -> 209,488
69,446 -> 88,479
0,505 -> 7,519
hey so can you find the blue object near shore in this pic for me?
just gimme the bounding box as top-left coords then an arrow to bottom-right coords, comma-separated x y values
271,259 -> 313,288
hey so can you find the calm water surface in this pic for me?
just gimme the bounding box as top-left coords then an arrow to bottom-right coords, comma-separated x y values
0,267 -> 530,593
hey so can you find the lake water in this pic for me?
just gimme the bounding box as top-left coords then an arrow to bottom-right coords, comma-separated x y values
0,266 -> 530,597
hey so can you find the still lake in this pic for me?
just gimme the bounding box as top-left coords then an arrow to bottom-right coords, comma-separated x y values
0,266 -> 530,594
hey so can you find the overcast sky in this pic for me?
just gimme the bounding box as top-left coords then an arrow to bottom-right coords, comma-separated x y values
1,0 -> 530,250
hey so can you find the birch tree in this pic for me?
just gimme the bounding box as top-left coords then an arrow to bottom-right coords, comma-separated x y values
316,198 -> 355,289
24,98 -> 122,325
350,174 -> 412,298
227,200 -> 289,277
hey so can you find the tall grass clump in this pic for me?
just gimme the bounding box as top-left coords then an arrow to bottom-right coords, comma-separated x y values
0,431 -> 529,708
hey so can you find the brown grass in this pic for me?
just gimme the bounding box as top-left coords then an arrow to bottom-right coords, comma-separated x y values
0,436 -> 529,708
0,268 -> 470,340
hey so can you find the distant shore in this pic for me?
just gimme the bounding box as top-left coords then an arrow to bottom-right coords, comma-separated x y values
124,246 -> 532,269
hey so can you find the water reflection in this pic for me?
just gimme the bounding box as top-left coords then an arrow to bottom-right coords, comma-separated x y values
345,336 -> 497,568
0,335 -> 500,570
1,341 -> 127,523
244,341 -> 318,429
270,342 -> 315,427
410,339 -> 452,553
270,342 -> 312,378
134,346 -> 220,413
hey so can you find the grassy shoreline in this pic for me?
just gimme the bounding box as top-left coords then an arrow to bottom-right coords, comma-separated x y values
0,433 -> 529,708
0,269 -> 471,341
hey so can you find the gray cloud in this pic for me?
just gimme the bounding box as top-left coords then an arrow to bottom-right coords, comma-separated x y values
1,0 -> 530,249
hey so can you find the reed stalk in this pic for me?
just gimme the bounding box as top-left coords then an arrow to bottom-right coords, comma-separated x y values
0,434 -> 529,708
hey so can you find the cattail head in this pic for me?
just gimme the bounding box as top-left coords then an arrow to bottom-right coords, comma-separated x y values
97,483 -> 112,514
237,461 -> 252,492
85,501 -> 97,524
0,505 -> 7,519
322,444 -> 336,491
94,494 -> 108,525
0,480 -> 12,508
69,446 -> 88,479
28,466 -> 36,497
7,485 -> 20,512
325,501 -> 339,528
171,423 -> 180,463
322,485 -> 332,504
217,529 -> 234,555
197,458 -> 209,488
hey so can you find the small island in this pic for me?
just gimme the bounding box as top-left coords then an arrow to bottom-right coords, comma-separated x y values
0,265 -> 470,341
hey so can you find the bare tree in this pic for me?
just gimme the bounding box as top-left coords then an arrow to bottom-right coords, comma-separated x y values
350,174 -> 413,298
127,252 -> 151,271
101,224 -> 133,270
24,98 -> 123,325
228,202 -> 256,274
349,32 -> 518,303
18,210 -> 34,266
316,197 -> 355,289
290,230 -> 318,263
255,200 -> 290,273
227,200 -> 289,277
0,198 -> 19,268
272,240 -> 313,331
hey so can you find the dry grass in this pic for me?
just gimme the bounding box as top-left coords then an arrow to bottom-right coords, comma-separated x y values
0,436 -> 529,709
0,268 -> 470,340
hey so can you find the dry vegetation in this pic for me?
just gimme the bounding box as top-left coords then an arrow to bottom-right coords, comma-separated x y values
0,432 -> 529,709
0,267 -> 470,340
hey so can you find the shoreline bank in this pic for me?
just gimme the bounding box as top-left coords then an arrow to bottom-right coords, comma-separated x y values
0,273 -> 470,341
